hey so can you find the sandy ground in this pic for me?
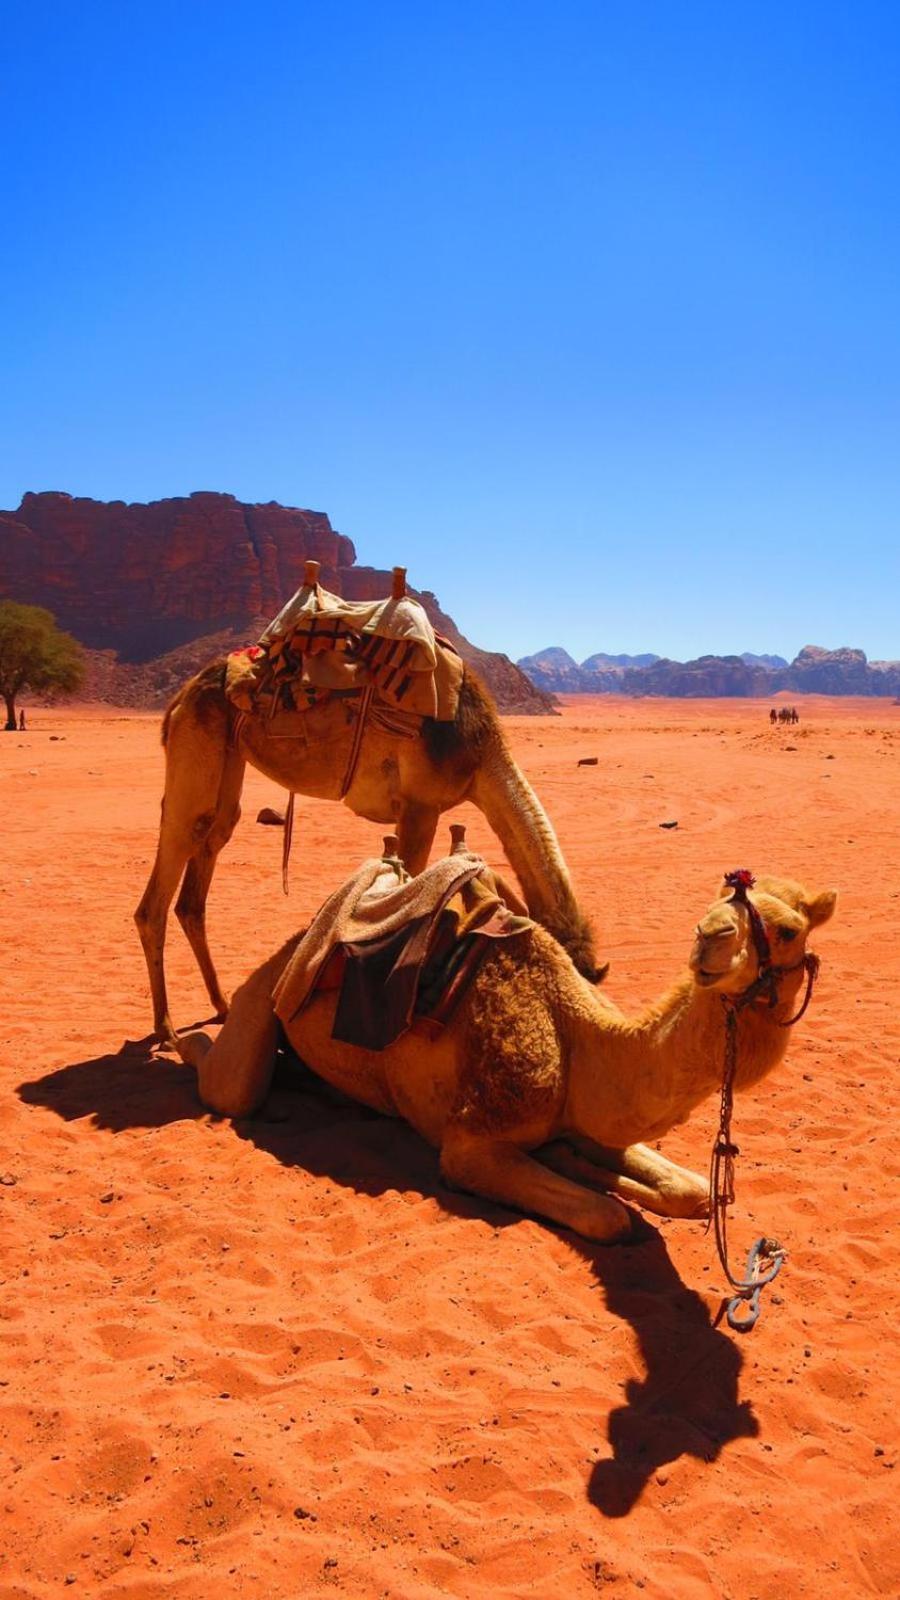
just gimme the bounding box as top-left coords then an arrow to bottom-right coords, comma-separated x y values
1,694 -> 898,1599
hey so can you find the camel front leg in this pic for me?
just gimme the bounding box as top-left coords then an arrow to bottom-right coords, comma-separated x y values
396,800 -> 440,874
174,745 -> 246,1021
541,1136 -> 709,1220
440,1130 -> 634,1243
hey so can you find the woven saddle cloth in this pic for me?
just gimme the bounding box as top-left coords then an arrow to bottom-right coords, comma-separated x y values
225,577 -> 463,730
272,852 -> 533,1052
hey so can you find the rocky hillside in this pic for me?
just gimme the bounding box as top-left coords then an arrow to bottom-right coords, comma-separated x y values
0,491 -> 554,713
518,641 -> 900,697
517,647 -> 660,693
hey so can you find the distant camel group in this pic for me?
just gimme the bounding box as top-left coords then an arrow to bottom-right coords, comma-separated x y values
770,706 -> 799,725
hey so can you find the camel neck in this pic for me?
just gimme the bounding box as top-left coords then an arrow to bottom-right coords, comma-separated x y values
564,971 -> 794,1148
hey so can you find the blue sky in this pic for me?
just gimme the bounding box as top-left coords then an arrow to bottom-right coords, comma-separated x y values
3,2 -> 899,662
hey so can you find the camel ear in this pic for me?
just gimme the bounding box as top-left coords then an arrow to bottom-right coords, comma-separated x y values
803,889 -> 837,927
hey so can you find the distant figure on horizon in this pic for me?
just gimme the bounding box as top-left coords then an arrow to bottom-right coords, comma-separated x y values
18,709 -> 26,731
791,706 -> 800,725
769,708 -> 778,725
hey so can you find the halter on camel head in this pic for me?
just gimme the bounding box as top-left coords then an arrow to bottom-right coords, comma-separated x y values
722,867 -> 820,1024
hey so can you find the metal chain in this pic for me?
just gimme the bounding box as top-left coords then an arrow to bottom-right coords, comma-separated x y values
708,1001 -> 785,1331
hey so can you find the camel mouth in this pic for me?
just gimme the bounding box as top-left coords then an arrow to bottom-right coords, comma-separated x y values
691,945 -> 741,985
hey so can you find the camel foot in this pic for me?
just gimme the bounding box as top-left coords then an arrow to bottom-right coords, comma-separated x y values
151,1015 -> 180,1055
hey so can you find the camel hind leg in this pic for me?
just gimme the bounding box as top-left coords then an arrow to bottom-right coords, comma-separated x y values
174,743 -> 246,1023
135,684 -> 240,1043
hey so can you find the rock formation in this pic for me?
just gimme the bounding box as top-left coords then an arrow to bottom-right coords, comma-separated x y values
517,642 -> 900,697
621,654 -> 778,697
787,645 -> 872,695
0,491 -> 554,713
740,652 -> 789,669
517,648 -> 659,694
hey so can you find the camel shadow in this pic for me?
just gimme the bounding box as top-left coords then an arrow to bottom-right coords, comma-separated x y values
19,1043 -> 757,1516
18,1040 -> 199,1130
572,1233 -> 758,1515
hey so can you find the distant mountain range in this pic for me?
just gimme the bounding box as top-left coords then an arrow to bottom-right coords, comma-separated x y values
518,644 -> 900,697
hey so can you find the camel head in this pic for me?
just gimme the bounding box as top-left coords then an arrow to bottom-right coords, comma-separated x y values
689,872 -> 837,997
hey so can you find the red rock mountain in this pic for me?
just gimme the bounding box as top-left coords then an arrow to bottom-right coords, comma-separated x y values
0,491 -> 553,713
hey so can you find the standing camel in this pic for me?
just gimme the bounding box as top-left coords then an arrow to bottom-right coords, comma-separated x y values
177,861 -> 835,1243
136,661 -> 603,1042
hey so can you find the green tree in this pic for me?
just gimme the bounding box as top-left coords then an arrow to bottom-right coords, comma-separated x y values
0,601 -> 85,730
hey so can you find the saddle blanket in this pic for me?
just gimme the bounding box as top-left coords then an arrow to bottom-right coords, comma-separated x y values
272,852 -> 533,1051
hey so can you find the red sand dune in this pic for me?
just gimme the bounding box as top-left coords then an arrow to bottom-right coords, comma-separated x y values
1,695 -> 897,1598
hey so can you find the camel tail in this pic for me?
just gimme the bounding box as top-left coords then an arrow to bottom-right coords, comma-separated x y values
462,682 -> 604,983
161,658 -> 229,746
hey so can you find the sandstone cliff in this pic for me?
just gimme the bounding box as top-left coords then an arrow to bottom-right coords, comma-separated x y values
621,654 -> 779,697
0,491 -> 554,713
787,645 -> 873,695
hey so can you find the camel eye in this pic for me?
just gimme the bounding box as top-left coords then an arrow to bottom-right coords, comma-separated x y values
778,926 -> 798,942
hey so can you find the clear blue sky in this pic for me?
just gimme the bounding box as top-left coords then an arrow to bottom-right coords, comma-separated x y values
3,2 -> 899,663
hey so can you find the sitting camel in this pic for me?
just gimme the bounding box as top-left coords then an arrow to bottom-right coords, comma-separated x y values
176,849 -> 835,1243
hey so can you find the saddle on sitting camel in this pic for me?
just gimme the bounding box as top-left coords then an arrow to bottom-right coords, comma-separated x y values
225,561 -> 464,735
272,833 -> 533,1051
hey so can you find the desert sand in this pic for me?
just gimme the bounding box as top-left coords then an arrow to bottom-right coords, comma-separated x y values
1,694 -> 897,1598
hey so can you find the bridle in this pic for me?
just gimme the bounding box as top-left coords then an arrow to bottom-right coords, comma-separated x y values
719,867 -> 820,1024
707,868 -> 821,1332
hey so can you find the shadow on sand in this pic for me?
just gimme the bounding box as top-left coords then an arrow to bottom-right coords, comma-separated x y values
19,1040 -> 757,1517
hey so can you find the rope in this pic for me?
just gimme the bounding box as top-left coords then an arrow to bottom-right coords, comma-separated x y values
705,872 -> 822,1334
282,792 -> 295,896
724,1239 -> 785,1332
708,1006 -> 786,1331
340,685 -> 374,800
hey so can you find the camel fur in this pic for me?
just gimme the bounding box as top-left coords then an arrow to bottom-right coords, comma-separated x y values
176,863 -> 836,1244
135,662 -> 603,1043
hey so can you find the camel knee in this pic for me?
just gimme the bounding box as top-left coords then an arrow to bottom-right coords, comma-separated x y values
191,803 -> 241,860
439,1140 -> 481,1194
174,901 -> 203,935
134,895 -> 160,943
191,810 -> 216,845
